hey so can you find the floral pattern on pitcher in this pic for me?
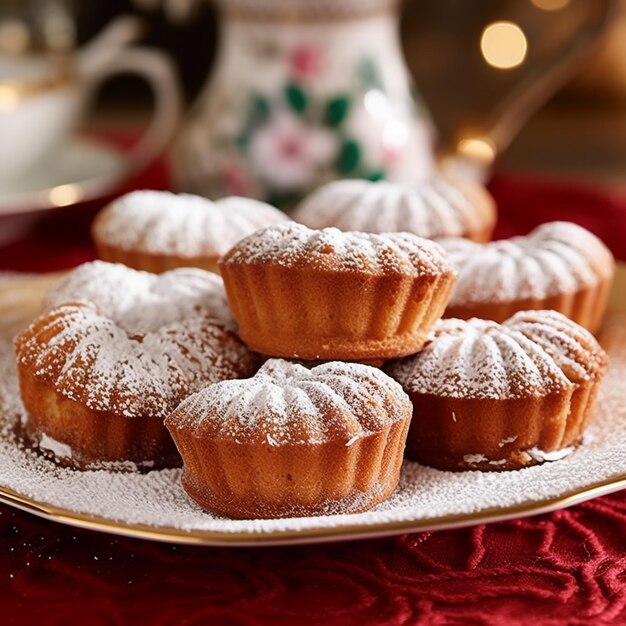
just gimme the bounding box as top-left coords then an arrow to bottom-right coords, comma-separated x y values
172,2 -> 434,209
226,52 -> 404,206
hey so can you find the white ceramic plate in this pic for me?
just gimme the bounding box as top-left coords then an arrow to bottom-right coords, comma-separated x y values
0,269 -> 624,546
0,136 -> 129,216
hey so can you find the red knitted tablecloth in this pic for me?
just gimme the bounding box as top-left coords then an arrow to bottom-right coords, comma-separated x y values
1,152 -> 626,625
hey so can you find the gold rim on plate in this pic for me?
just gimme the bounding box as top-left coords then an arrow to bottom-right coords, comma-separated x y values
1,474 -> 626,546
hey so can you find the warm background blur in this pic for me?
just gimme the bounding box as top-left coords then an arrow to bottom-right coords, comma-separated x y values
4,0 -> 622,186
2,0 -> 626,185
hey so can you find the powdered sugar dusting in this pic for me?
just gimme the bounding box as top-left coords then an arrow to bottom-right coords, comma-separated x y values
93,191 -> 288,257
0,311 -> 624,540
388,310 -> 607,400
167,359 -> 412,446
440,222 -> 615,304
39,433 -> 73,458
506,310 -> 608,383
527,446 -> 575,462
46,261 -> 234,333
293,176 -> 490,239
463,453 -> 488,464
15,302 -> 256,419
221,222 -> 454,276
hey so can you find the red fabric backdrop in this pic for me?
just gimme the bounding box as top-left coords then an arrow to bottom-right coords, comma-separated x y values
1,152 -> 626,625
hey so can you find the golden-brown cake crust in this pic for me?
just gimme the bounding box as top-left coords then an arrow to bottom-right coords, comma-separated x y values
219,223 -> 457,361
178,423 -> 409,519
165,360 -> 412,519
387,310 -> 608,471
441,222 -> 616,333
14,302 -> 258,470
17,372 -> 181,469
92,191 -> 288,274
95,242 -> 221,274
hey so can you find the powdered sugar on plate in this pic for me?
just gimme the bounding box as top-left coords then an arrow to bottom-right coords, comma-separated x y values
0,311 -> 625,544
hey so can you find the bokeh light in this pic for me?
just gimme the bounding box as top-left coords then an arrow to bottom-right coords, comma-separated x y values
457,136 -> 497,164
480,21 -> 528,70
48,184 -> 83,207
0,85 -> 19,112
530,0 -> 570,11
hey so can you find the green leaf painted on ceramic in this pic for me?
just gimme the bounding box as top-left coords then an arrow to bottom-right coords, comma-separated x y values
325,96 -> 350,127
266,189 -> 303,211
234,134 -> 248,150
251,94 -> 270,124
236,94 -> 270,151
367,170 -> 385,181
285,83 -> 307,113
358,57 -> 383,90
337,139 -> 360,173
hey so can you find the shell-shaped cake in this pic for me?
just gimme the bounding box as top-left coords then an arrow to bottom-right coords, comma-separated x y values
14,302 -> 257,470
166,359 -> 413,519
440,221 -> 615,332
45,260 -> 234,332
219,222 -> 457,361
293,176 -> 496,242
92,190 -> 289,273
387,310 -> 608,471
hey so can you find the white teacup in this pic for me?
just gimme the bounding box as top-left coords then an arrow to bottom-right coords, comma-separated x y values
0,16 -> 181,183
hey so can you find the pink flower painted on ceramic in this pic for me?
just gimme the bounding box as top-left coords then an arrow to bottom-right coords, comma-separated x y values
289,45 -> 322,82
381,120 -> 410,166
249,113 -> 338,191
220,162 -> 253,196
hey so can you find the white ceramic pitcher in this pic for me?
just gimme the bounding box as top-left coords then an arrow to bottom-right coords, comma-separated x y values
171,0 -> 434,208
